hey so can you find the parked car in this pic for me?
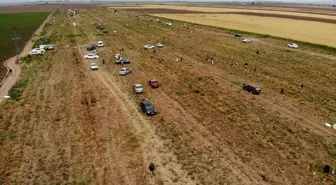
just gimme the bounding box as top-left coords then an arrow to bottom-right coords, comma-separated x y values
133,84 -> 144,94
235,33 -> 242,37
29,48 -> 45,55
144,44 -> 155,49
87,45 -> 96,51
243,84 -> 261,95
97,41 -> 104,47
115,58 -> 130,64
165,22 -> 172,26
119,68 -> 132,75
288,43 -> 299,48
32,48 -> 45,53
90,63 -> 98,70
29,50 -> 43,55
45,45 -> 54,50
40,45 -> 54,50
148,80 -> 159,88
140,100 -> 157,116
156,43 -> 164,48
242,39 -> 251,43
96,24 -> 104,29
84,54 -> 99,59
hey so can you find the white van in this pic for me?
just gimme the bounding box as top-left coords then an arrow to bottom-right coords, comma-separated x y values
97,41 -> 104,47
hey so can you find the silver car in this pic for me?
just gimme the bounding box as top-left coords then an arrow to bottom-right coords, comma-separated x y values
119,68 -> 132,76
133,84 -> 144,94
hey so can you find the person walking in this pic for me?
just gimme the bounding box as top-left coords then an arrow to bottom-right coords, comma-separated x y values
300,83 -> 304,90
102,59 -> 105,65
280,87 -> 285,95
149,163 -> 156,177
180,57 -> 183,62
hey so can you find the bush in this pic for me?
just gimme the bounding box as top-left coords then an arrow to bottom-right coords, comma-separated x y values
3,120 -> 11,130
9,78 -> 29,101
8,131 -> 16,140
193,89 -> 201,94
55,117 -> 62,121
261,174 -> 269,182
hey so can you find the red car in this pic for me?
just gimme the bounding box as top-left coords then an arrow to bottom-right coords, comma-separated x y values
148,80 -> 159,88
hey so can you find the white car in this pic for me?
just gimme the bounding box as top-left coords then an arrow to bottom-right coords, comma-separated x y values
29,50 -> 43,55
90,63 -> 98,70
45,45 -> 54,50
40,45 -> 54,50
288,43 -> 299,49
84,54 -> 99,59
242,39 -> 251,43
119,68 -> 132,75
144,45 -> 155,49
133,84 -> 144,93
97,41 -> 104,47
156,43 -> 164,48
29,48 -> 45,55
32,48 -> 45,53
165,22 -> 172,26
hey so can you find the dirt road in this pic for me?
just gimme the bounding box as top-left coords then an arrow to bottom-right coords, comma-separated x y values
0,12 -> 52,103
0,8 -> 335,185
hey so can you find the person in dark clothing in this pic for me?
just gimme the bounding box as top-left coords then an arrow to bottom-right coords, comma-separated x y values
149,163 -> 156,176
300,83 -> 304,89
280,87 -> 285,95
244,63 -> 248,68
102,59 -> 105,64
180,57 -> 183,62
9,69 -> 12,73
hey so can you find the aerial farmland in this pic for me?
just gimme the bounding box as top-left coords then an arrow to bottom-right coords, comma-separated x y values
0,2 -> 335,185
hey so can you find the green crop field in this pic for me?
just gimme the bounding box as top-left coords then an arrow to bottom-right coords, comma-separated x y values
0,12 -> 49,63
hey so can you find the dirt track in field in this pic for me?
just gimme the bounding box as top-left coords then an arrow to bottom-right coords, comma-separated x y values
0,8 -> 335,185
124,8 -> 336,24
0,12 -> 52,103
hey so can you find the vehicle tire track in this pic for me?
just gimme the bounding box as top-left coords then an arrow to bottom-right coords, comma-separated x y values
91,70 -> 197,185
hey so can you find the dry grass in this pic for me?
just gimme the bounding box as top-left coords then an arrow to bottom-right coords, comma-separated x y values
0,8 -> 335,185
152,13 -> 336,47
118,5 -> 336,20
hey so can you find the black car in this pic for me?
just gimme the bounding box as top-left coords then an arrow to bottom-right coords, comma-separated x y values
115,58 -> 131,64
87,45 -> 96,51
243,84 -> 261,95
140,100 -> 157,116
235,33 -> 242,37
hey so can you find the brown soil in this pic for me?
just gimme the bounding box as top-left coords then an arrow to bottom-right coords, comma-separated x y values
124,8 -> 336,24
0,8 -> 335,185
0,4 -> 97,14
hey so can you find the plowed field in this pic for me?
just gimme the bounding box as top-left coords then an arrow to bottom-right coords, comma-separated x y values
0,8 -> 335,185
